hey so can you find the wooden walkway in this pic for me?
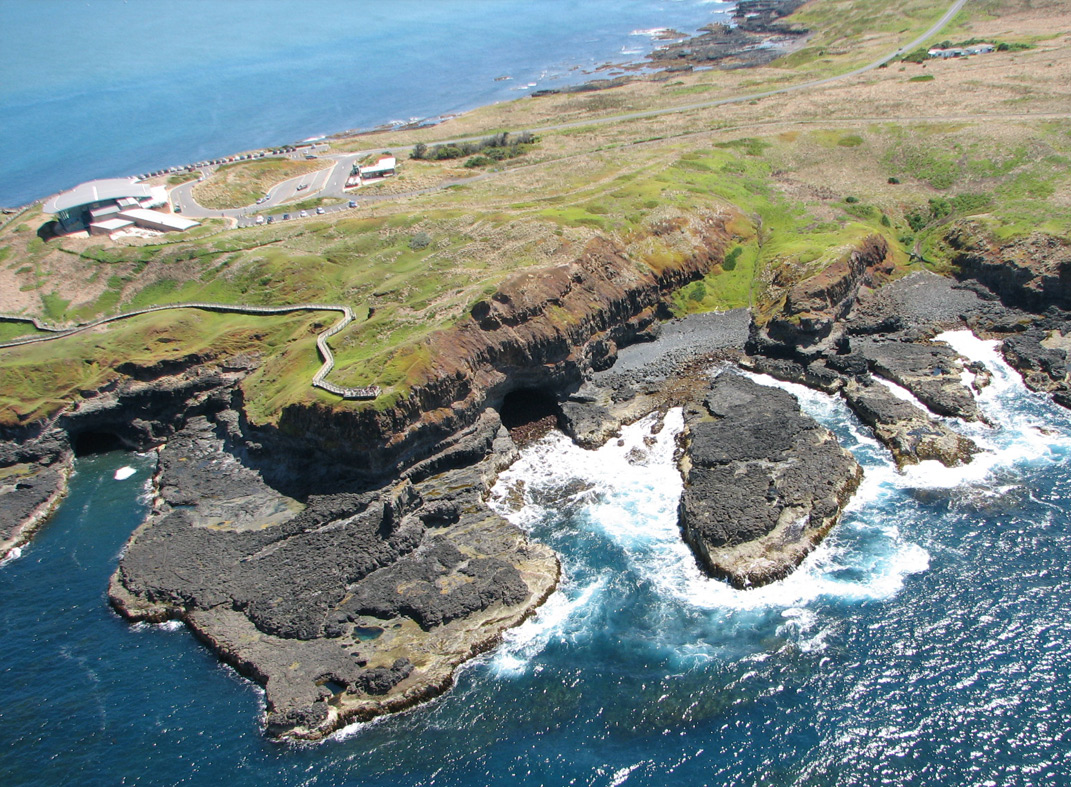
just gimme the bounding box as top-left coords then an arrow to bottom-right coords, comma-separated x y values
0,302 -> 380,400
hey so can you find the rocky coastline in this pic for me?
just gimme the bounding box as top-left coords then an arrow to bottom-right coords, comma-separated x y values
4,217 -> 1071,739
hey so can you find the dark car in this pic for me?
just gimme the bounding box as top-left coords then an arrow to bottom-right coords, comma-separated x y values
282,213 -> 290,220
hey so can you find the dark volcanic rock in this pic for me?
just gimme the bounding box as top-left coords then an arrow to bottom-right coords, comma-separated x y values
948,221 -> 1071,313
648,0 -> 809,70
109,410 -> 559,741
847,337 -> 981,421
0,456 -> 71,554
677,373 -> 862,588
842,377 -> 977,468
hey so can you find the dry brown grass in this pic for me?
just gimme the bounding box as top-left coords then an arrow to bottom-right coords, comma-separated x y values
193,159 -> 328,209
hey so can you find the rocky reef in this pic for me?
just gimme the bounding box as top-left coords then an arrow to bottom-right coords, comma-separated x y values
109,411 -> 557,740
648,0 -> 810,70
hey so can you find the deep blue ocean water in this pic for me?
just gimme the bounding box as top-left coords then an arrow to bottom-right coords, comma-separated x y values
4,332 -> 1071,786
0,0 -> 733,207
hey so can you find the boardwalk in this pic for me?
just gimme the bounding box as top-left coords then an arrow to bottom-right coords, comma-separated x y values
0,302 -> 380,400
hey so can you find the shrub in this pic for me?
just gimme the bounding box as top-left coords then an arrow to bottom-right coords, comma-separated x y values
409,231 -> 431,250
723,246 -> 743,271
845,196 -> 860,204
888,177 -> 901,184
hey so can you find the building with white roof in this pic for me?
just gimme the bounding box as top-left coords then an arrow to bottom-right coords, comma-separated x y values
356,156 -> 397,180
43,177 -> 170,233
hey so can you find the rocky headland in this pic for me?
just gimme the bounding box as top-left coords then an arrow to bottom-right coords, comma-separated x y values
5,216 -> 1071,739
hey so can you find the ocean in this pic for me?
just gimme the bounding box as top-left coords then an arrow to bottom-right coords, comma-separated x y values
0,0 -> 734,207
3,332 -> 1071,786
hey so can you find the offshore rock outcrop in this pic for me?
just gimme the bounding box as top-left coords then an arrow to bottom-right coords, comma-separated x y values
677,373 -> 862,588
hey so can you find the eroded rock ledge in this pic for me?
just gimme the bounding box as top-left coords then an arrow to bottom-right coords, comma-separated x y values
109,411 -> 558,740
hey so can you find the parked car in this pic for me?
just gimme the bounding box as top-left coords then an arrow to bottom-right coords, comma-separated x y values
316,206 -> 325,214
348,200 -> 357,208
299,210 -> 308,218
266,216 -> 274,224
255,215 -> 265,225
282,213 -> 291,220
296,183 -> 308,191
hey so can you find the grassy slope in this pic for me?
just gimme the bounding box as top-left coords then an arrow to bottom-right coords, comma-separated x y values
193,159 -> 328,209
0,0 -> 1067,428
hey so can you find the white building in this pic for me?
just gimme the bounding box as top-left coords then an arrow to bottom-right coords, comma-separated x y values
43,177 -> 171,233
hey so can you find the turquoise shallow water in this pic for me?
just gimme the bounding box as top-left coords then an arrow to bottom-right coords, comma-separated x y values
4,333 -> 1071,785
0,0 -> 733,206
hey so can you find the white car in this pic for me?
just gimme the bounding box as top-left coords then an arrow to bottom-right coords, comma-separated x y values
299,210 -> 308,218
316,206 -> 325,214
255,215 -> 265,225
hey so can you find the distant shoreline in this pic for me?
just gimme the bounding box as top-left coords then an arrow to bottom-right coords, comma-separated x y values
0,2 -> 818,214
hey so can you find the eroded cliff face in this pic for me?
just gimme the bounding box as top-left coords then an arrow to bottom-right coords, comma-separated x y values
946,221 -> 1071,407
48,212 -> 731,741
273,212 -> 733,480
948,221 -> 1071,313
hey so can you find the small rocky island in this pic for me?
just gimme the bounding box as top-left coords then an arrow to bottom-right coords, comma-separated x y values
677,374 -> 862,588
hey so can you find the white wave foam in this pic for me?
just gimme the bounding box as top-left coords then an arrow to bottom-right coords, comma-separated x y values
490,576 -> 607,676
609,762 -> 645,786
114,466 -> 136,480
490,402 -> 929,665
0,546 -> 23,567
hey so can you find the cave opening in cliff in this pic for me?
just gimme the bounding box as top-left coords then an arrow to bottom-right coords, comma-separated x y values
72,430 -> 126,456
499,388 -> 563,446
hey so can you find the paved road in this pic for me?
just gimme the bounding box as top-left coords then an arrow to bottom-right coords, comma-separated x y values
171,0 -> 970,227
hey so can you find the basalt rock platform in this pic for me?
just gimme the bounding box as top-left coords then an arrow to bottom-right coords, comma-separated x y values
676,373 -> 862,588
109,411 -> 558,740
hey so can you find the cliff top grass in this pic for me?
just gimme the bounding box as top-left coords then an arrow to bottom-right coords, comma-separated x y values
1,0 -> 1068,427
